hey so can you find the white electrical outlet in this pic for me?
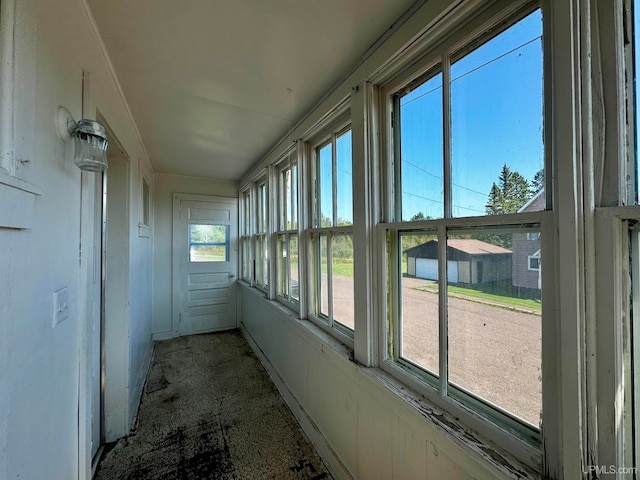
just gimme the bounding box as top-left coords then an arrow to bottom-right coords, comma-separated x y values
53,287 -> 69,327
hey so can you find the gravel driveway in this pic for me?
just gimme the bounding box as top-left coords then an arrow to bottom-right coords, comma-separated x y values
326,275 -> 541,426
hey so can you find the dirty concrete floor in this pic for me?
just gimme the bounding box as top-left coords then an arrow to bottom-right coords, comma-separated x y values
94,331 -> 332,480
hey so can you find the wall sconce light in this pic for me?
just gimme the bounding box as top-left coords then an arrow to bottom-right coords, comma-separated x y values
56,106 -> 108,172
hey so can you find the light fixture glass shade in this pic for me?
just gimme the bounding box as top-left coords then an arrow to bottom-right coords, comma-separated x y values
72,120 -> 108,172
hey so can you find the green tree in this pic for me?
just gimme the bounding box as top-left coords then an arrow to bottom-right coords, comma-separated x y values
485,164 -> 531,215
482,165 -> 537,248
531,169 -> 544,194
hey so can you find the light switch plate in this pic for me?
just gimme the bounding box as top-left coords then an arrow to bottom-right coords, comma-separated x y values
53,287 -> 69,327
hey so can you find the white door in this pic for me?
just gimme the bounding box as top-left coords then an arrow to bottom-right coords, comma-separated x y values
173,196 -> 238,336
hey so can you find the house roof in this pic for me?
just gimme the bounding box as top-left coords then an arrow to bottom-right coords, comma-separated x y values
518,188 -> 545,213
404,239 -> 511,257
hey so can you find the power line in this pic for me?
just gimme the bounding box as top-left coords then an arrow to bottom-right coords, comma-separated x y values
402,190 -> 485,214
451,35 -> 542,84
399,35 -> 541,109
403,159 -> 488,197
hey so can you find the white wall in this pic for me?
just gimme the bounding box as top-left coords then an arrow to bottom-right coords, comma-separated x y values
152,173 -> 237,337
0,0 -> 154,478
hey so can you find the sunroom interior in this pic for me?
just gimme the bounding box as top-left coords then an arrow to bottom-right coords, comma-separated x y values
1,0 -> 639,478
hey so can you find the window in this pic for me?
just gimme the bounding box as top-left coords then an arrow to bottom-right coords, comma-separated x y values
384,7 -> 544,449
309,127 -> 354,336
240,189 -> 252,282
255,179 -> 269,290
142,177 -> 151,226
276,154 -> 300,307
189,224 -> 229,262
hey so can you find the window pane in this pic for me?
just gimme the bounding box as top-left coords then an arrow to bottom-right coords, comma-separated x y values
319,234 -> 329,317
190,245 -> 227,262
291,164 -> 298,230
290,234 -> 299,302
447,226 -> 542,427
262,236 -> 269,288
318,144 -> 333,227
280,164 -> 299,231
256,235 -> 268,288
243,193 -> 250,234
451,9 -> 544,218
257,182 -> 267,233
241,237 -> 250,280
189,225 -> 228,262
399,231 -> 439,375
277,234 -> 288,297
336,131 -> 353,226
256,236 -> 264,284
332,233 -> 354,330
142,178 -> 150,226
399,73 -> 444,221
280,170 -> 290,231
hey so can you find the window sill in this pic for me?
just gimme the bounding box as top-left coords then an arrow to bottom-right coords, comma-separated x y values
0,172 -> 42,229
361,366 -> 540,479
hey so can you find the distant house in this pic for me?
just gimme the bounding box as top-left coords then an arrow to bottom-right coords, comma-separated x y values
512,190 -> 544,290
404,239 -> 512,284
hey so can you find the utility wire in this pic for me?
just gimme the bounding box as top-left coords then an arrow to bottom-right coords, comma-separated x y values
403,159 -> 488,197
400,35 -> 541,109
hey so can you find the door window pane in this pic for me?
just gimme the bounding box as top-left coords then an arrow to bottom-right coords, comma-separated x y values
189,224 -> 228,262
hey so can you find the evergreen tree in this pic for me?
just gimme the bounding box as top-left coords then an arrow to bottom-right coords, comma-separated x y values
485,183 -> 503,215
531,169 -> 544,194
485,164 -> 531,215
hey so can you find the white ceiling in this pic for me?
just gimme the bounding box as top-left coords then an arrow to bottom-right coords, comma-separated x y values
87,0 -> 417,181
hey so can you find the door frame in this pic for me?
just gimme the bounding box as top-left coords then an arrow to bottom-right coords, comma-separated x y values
78,114 -> 131,478
171,193 -> 239,336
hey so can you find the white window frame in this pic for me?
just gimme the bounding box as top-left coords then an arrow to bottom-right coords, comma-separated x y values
274,147 -> 300,310
0,0 -> 41,230
239,188 -> 252,284
254,176 -> 269,293
305,115 -> 355,346
528,250 -> 541,271
377,0 -> 552,469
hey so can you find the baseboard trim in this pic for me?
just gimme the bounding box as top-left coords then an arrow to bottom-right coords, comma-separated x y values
240,324 -> 353,480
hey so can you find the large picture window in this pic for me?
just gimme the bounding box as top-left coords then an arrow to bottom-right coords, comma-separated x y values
384,7 -> 544,444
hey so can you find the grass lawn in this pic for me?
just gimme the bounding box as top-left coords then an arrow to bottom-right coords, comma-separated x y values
316,261 -> 354,277
416,283 -> 541,313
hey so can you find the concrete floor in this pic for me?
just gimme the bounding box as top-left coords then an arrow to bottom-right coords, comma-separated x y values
94,331 -> 332,480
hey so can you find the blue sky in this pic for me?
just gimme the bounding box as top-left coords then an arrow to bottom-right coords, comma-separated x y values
317,9 -> 544,224
400,9 -> 543,219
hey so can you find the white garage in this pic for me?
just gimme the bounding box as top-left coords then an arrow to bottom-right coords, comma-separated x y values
416,259 -> 459,283
404,239 -> 511,285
